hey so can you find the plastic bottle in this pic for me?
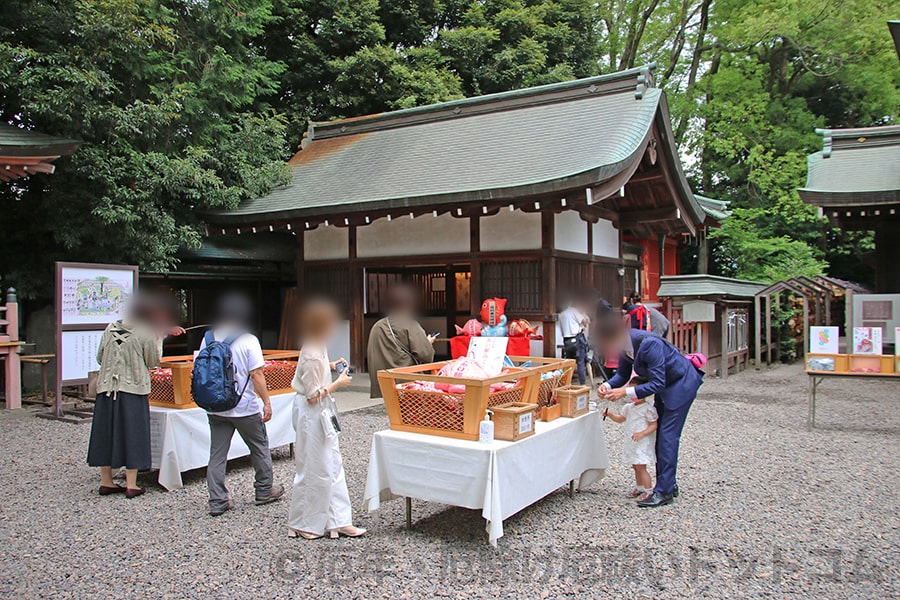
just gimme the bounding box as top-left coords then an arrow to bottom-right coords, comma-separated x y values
479,410 -> 494,444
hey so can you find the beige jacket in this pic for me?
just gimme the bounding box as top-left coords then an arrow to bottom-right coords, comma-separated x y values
95,321 -> 163,396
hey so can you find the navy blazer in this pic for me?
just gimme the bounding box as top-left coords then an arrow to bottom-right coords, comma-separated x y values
607,330 -> 703,410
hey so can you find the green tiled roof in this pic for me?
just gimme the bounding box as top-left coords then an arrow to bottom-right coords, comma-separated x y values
210,66 -> 705,227
0,124 -> 81,157
657,275 -> 765,299
799,125 -> 900,206
695,195 -> 730,222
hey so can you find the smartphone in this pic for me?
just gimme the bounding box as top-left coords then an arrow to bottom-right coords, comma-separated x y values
430,332 -> 441,338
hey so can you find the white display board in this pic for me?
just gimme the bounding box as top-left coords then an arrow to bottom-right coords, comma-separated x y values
60,330 -> 104,381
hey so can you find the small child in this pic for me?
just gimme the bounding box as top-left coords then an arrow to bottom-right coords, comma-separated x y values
603,376 -> 659,501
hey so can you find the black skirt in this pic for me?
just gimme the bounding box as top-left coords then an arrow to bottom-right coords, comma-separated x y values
87,392 -> 152,471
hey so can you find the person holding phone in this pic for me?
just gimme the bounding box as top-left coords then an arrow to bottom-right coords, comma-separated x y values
288,298 -> 365,540
367,283 -> 435,398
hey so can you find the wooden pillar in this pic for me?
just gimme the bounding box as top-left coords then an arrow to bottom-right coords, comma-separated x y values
295,228 -> 305,295
347,225 -> 365,369
720,303 -> 728,379
3,288 -> 21,409
765,295 -> 772,365
469,216 -> 481,317
754,294 -> 762,366
541,211 -> 557,357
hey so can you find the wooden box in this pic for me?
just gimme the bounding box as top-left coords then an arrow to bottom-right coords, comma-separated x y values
492,402 -> 538,441
848,354 -> 894,374
540,403 -> 561,422
378,361 -> 540,440
806,353 -> 848,373
555,385 -> 591,418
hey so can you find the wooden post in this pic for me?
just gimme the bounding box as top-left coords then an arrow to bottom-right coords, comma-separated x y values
754,294 -> 761,366
541,212 -> 557,358
720,303 -> 728,379
348,225 -> 365,369
3,288 -> 22,409
802,296 -> 810,363
765,295 -> 772,364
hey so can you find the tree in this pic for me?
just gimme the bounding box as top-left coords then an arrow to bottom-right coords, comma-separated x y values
0,0 -> 291,298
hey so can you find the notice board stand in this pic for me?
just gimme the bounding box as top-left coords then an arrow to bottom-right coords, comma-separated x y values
40,262 -> 138,422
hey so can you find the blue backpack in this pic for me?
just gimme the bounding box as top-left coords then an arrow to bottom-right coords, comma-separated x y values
191,331 -> 249,412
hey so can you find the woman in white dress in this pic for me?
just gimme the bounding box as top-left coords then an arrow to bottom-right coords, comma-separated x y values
288,299 -> 365,539
603,377 -> 659,501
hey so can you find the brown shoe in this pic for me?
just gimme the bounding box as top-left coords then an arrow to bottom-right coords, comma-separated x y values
99,485 -> 126,496
209,499 -> 234,517
255,483 -> 286,506
125,487 -> 146,499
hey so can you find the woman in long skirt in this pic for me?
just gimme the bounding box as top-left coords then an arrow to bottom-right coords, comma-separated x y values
86,293 -> 183,498
287,299 -> 363,539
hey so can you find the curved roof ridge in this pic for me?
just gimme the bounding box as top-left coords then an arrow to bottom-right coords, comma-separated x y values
308,64 -> 658,142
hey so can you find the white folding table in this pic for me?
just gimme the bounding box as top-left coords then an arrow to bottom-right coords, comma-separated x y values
149,392 -> 295,490
364,411 -> 609,546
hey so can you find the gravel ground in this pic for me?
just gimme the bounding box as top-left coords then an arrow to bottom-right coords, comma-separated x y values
0,362 -> 897,599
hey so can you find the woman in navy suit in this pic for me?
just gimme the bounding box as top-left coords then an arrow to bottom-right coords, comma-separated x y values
595,311 -> 703,507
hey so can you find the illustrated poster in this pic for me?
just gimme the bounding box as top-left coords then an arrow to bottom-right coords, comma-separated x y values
809,326 -> 839,354
852,327 -> 883,355
60,266 -> 135,325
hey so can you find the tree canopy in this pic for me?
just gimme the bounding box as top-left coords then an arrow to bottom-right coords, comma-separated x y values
1,0 -> 898,297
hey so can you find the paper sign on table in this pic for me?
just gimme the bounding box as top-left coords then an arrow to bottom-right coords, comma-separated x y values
467,337 -> 509,376
809,326 -> 839,354
852,327 -> 882,354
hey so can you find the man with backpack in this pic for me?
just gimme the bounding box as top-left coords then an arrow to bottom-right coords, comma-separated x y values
193,293 -> 285,516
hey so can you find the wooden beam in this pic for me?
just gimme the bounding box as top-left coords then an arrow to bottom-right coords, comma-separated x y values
626,169 -> 664,184
620,207 -> 678,226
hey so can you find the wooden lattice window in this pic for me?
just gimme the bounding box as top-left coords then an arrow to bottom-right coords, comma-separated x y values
480,260 -> 542,313
305,267 -> 350,312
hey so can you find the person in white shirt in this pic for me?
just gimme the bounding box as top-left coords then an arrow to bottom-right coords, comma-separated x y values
201,293 -> 285,516
559,295 -> 589,384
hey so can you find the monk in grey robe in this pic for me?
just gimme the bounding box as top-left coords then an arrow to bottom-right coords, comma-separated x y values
367,285 -> 435,398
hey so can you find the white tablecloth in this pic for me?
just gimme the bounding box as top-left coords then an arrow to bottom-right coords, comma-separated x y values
364,411 -> 609,546
149,392 -> 295,490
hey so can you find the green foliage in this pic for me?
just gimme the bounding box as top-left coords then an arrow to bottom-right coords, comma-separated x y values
710,208 -> 827,282
0,0 -> 290,298
2,0 -> 898,298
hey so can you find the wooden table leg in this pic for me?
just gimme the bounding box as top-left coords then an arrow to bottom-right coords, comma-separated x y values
41,363 -> 49,405
405,497 -> 412,530
569,479 -> 575,498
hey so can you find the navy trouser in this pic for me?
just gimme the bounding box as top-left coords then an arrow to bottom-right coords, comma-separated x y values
653,395 -> 694,495
563,333 -> 589,385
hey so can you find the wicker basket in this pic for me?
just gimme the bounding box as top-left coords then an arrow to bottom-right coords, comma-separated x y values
508,356 -> 575,418
149,350 -> 299,409
378,361 -> 540,440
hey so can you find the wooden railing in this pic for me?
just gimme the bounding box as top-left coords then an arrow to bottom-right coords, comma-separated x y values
670,306 -> 698,354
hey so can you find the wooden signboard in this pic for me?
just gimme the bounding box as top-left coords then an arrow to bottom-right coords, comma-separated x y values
52,262 -> 138,420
